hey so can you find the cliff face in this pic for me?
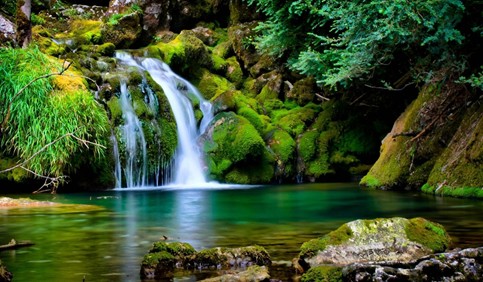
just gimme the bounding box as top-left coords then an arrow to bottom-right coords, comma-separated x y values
361,81 -> 482,198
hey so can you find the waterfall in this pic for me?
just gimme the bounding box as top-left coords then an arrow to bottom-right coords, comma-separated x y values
117,82 -> 148,187
114,52 -> 214,187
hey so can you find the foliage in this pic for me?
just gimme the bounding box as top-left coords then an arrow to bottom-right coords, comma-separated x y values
0,47 -> 109,182
247,0 -> 468,88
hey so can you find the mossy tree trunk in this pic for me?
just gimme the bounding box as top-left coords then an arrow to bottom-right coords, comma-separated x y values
16,0 -> 31,48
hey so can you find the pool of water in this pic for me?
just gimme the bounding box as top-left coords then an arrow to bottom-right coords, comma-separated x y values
1,183 -> 482,281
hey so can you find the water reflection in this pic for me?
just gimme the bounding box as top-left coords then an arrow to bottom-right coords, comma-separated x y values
0,184 -> 482,282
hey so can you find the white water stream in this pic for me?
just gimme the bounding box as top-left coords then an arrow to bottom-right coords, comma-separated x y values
114,52 -> 214,187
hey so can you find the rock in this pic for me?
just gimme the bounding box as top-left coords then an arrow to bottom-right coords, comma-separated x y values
286,77 -> 317,106
297,217 -> 451,271
228,22 -> 261,70
201,265 -> 271,282
0,13 -> 15,46
0,259 -> 12,282
140,242 -> 271,280
338,247 -> 483,282
102,11 -> 142,48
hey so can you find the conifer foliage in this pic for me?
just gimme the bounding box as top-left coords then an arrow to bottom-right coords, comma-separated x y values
247,0 -> 479,89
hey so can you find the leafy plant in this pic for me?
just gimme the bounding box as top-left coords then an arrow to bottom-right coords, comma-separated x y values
0,47 -> 109,187
247,0 -> 468,89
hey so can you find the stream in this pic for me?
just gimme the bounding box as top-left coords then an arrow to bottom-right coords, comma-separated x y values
1,183 -> 482,281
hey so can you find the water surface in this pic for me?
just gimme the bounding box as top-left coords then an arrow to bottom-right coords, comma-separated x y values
1,183 -> 482,281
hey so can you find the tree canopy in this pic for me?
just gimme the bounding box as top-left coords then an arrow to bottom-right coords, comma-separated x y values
247,0 -> 481,89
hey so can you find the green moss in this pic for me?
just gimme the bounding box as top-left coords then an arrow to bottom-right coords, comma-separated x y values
224,151 -> 275,184
360,175 -> 380,188
286,77 -> 316,106
237,106 -> 265,134
299,131 -> 320,162
421,183 -> 483,199
107,97 -> 122,126
149,242 -> 196,257
268,129 -> 296,164
212,40 -> 233,58
275,105 -> 318,136
208,112 -> 266,163
405,217 -> 451,252
97,42 -> 116,56
195,69 -> 236,100
225,56 -> 244,87
142,251 -> 175,267
300,223 -> 353,258
301,265 -> 343,282
196,248 -> 228,266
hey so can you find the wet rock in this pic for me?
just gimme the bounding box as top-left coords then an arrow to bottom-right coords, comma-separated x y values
297,217 -> 451,271
102,11 -> 142,48
0,13 -> 15,46
228,22 -> 261,71
339,247 -> 483,282
140,242 -> 271,280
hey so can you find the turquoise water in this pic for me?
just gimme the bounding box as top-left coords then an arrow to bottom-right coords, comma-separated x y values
1,183 -> 482,281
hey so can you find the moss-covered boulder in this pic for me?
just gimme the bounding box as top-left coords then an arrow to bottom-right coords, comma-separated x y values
286,77 -> 317,106
149,30 -> 212,75
140,243 -> 271,280
228,22 -> 261,70
195,68 -> 236,100
361,82 -> 482,198
195,245 -> 271,270
267,129 -> 296,180
102,11 -> 142,48
296,217 -> 451,272
140,241 -> 197,280
203,112 -> 274,183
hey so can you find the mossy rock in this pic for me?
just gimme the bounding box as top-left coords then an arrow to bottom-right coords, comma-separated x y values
206,112 -> 266,163
228,22 -> 261,70
301,265 -> 343,282
151,30 -> 212,75
211,89 -> 238,114
286,77 -> 317,106
102,12 -> 141,48
237,106 -> 265,134
204,112 -> 273,183
360,87 -> 433,189
195,68 -> 236,101
267,129 -> 296,179
274,103 -> 319,137
249,54 -> 276,78
424,101 -> 483,198
223,151 -> 275,184
225,56 -> 244,88
297,217 -> 451,271
195,245 -> 271,270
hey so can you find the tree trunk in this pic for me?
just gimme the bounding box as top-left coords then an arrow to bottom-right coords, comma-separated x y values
16,0 -> 32,48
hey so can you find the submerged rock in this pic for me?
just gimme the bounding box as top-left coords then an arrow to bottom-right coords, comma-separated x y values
296,217 -> 451,271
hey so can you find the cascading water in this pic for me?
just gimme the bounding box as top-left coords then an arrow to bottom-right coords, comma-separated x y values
115,52 -> 214,187
115,82 -> 148,187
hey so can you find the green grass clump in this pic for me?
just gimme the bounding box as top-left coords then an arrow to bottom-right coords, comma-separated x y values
0,47 -> 109,184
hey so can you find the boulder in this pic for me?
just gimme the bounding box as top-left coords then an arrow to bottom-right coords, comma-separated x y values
140,242 -> 271,280
0,13 -> 15,46
296,217 -> 451,272
338,247 -> 483,282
